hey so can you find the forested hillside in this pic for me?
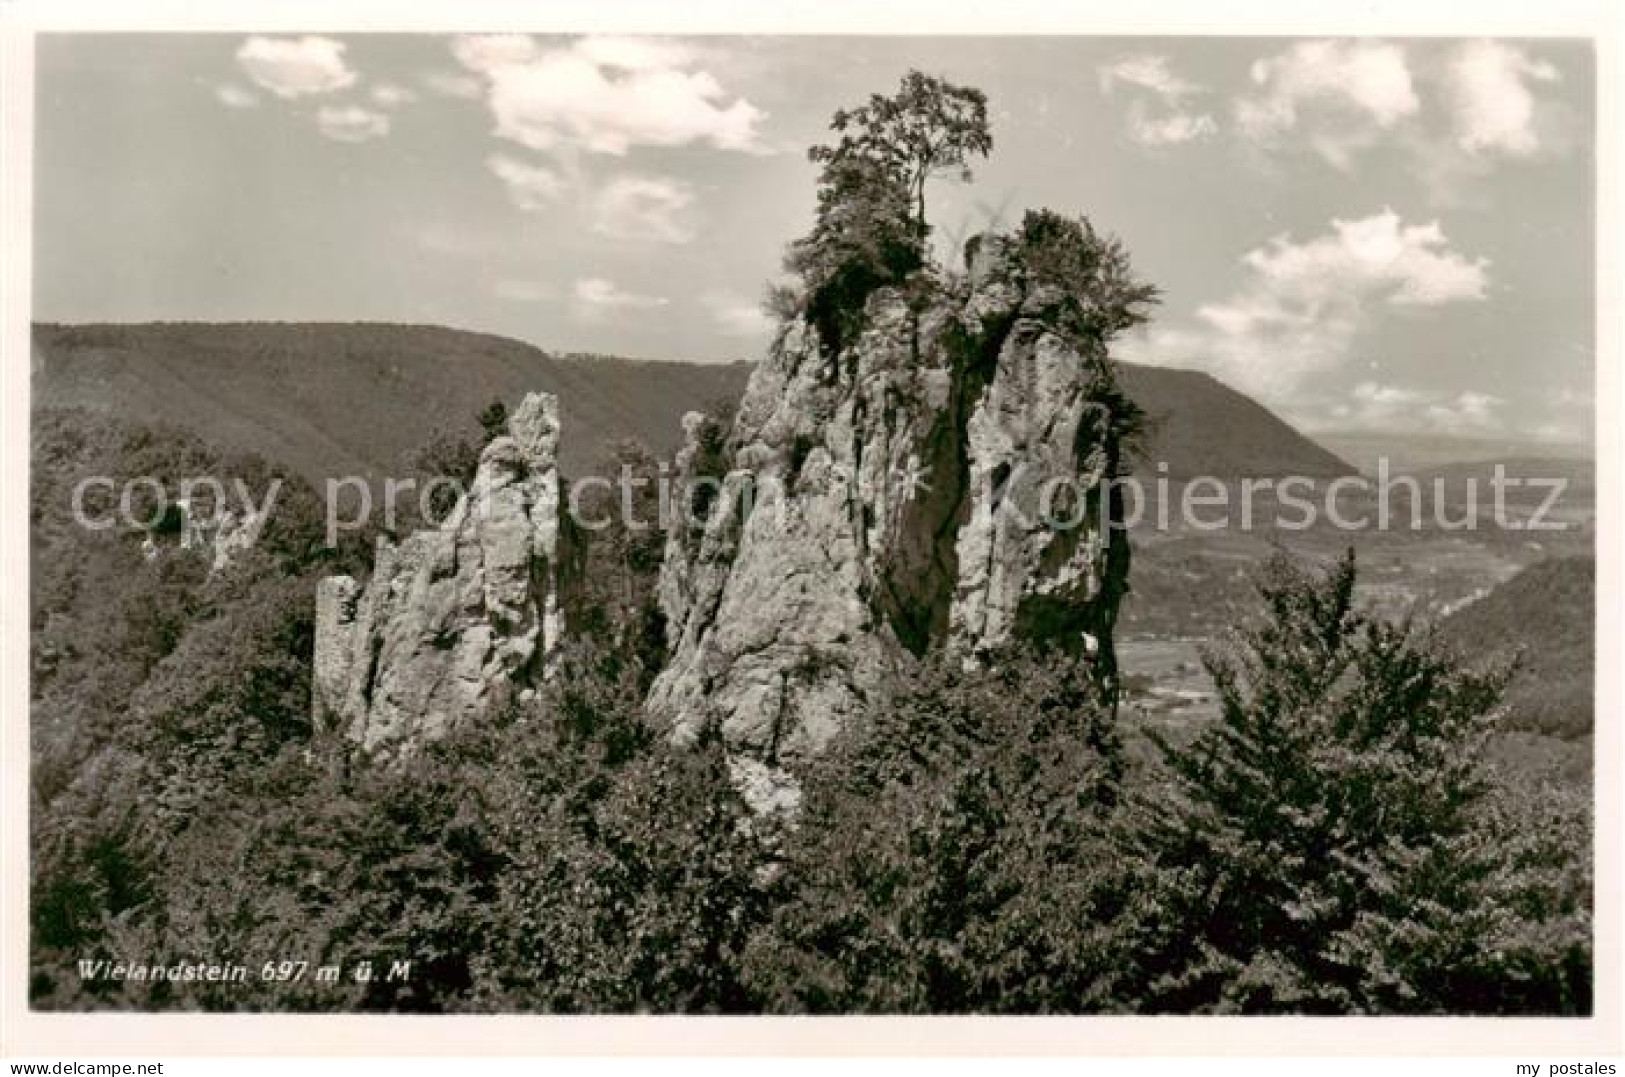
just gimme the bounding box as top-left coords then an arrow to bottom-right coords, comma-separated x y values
1443,555 -> 1595,740
33,321 -> 1352,485
33,322 -> 754,482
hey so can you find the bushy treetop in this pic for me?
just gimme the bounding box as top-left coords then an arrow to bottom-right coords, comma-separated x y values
809,70 -> 993,238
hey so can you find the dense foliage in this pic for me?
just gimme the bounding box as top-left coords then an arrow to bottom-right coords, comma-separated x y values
1010,209 -> 1161,346
742,652 -> 1131,1012
30,410 -> 1591,1015
565,438 -> 669,680
29,410 -> 367,1005
812,70 -> 993,239
1116,552 -> 1590,1013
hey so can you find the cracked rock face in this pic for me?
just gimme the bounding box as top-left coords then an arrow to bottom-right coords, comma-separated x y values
948,244 -> 1129,674
311,392 -> 565,755
648,234 -> 1129,810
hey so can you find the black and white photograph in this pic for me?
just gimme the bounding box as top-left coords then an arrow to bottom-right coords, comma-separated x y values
2,2 -> 1620,1064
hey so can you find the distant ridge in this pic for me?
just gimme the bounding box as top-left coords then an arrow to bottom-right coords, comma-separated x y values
33,322 -> 1354,485
1114,364 -> 1353,480
1317,431 -> 1595,474
33,322 -> 753,482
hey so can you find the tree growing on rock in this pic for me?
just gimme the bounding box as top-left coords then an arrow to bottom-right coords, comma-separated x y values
478,397 -> 509,443
811,69 -> 993,241
783,70 -> 993,350
1010,208 -> 1160,346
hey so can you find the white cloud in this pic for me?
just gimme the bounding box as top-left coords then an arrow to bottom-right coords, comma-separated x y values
214,83 -> 259,109
573,277 -> 670,321
1431,389 -> 1503,432
1099,55 -> 1202,101
369,82 -> 418,109
1442,40 -> 1559,157
486,153 -> 566,210
487,157 -> 700,241
236,36 -> 358,99
704,291 -> 775,338
1127,104 -> 1218,147
1099,54 -> 1216,148
591,175 -> 696,243
1236,40 -> 1419,168
1229,39 -> 1572,190
453,33 -> 764,155
1120,209 -> 1489,403
316,106 -> 390,143
1238,210 -> 1489,308
450,34 -> 541,73
1320,382 -> 1504,436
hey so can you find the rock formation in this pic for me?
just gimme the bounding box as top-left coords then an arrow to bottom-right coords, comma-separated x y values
139,498 -> 270,575
312,392 -> 566,754
647,234 -> 1132,810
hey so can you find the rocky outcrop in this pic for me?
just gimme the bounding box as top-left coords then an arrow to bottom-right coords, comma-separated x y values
312,392 -> 566,754
647,297 -> 941,808
947,241 -> 1130,676
139,498 -> 270,575
647,234 -> 1131,810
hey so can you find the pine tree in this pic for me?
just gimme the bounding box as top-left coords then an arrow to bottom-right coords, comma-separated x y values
1123,549 -> 1590,1014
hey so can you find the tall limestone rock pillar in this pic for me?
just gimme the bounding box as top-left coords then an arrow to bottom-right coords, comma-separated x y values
648,233 -> 1133,811
947,237 -> 1131,688
311,392 -> 566,755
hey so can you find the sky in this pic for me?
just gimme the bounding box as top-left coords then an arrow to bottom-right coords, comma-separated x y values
33,34 -> 1595,446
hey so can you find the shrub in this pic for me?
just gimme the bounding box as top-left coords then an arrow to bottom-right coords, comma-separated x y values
1116,550 -> 1591,1014
742,650 -> 1131,1012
